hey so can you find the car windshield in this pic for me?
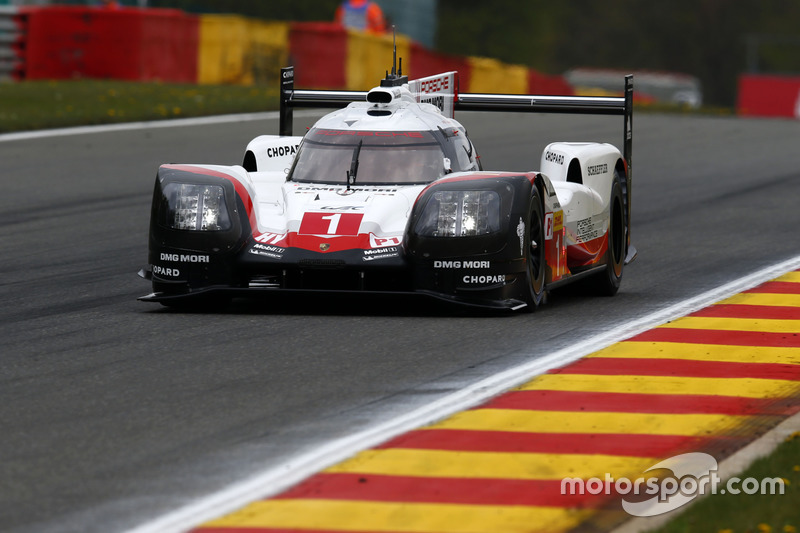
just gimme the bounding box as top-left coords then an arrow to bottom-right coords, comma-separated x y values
288,129 -> 447,185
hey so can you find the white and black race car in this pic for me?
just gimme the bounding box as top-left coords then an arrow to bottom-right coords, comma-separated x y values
139,59 -> 635,311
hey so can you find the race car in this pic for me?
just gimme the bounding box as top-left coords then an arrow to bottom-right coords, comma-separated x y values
139,59 -> 635,311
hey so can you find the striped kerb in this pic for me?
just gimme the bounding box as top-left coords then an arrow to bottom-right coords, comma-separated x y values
193,270 -> 800,533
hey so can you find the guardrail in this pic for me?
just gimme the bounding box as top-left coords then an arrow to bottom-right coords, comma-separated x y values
0,6 -> 24,81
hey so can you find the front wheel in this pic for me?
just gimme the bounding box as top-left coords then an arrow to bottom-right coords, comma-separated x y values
522,187 -> 546,311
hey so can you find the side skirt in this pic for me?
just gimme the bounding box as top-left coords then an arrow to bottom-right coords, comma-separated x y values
545,264 -> 606,292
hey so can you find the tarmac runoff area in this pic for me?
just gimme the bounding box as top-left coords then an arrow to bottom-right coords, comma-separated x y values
128,257 -> 800,533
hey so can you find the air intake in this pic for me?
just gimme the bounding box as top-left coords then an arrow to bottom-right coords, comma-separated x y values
367,87 -> 400,104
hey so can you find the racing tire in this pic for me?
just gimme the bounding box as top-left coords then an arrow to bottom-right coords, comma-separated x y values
588,177 -> 625,296
522,187 -> 547,311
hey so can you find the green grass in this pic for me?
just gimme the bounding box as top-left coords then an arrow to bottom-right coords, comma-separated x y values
648,431 -> 800,533
0,80 -> 279,133
0,79 -> 734,136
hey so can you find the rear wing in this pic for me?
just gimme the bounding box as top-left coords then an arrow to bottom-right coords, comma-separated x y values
456,81 -> 633,183
279,66 -> 633,183
279,65 -> 633,258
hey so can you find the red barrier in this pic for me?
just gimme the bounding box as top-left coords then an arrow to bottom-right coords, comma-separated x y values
21,6 -> 197,82
14,7 -> 571,99
408,42 -> 472,89
288,22 -> 346,89
138,9 -> 197,82
528,70 -> 573,96
738,74 -> 800,118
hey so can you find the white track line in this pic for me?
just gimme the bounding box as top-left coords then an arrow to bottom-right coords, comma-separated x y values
124,254 -> 800,533
0,110 -> 324,143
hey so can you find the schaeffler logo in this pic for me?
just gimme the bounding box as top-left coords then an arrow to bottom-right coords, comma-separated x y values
561,452 -> 786,517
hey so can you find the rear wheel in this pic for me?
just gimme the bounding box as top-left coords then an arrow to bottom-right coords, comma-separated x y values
589,178 -> 624,296
522,187 -> 546,311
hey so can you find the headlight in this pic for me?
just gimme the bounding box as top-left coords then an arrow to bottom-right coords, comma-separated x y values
416,190 -> 501,237
163,183 -> 231,231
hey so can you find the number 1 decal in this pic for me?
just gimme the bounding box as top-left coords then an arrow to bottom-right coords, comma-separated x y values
299,212 -> 364,235
321,213 -> 341,234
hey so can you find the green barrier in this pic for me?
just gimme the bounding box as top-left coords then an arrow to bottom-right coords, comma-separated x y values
198,14 -> 288,85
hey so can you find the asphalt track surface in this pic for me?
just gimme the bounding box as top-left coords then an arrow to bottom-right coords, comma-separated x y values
1,110 -> 799,533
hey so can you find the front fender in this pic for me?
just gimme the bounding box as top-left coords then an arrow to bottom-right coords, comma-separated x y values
404,173 -> 540,304
147,164 -> 253,292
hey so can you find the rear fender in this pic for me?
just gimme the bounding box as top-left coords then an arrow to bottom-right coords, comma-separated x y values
540,142 -> 622,208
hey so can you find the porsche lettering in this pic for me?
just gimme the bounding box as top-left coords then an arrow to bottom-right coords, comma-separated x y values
576,218 -> 600,241
315,130 -> 424,138
420,77 -> 449,93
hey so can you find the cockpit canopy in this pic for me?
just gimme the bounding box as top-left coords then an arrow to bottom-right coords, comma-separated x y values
288,127 -> 479,186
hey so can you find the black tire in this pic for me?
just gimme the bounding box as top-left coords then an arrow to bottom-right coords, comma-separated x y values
522,187 -> 546,311
590,177 -> 625,296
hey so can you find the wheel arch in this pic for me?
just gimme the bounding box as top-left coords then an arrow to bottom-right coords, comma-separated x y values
566,158 -> 582,184
614,156 -> 631,252
243,150 -> 257,172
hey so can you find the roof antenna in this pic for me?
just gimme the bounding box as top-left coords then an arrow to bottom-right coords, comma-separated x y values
391,26 -> 397,77
381,26 -> 408,88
